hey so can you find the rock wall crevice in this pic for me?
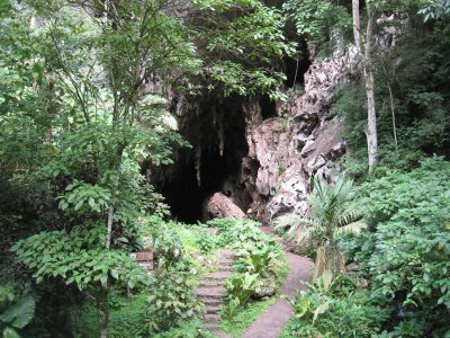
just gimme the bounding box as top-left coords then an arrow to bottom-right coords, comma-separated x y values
242,52 -> 353,221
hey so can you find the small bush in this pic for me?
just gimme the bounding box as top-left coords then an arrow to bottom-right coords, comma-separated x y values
211,218 -> 279,255
144,220 -> 183,262
196,230 -> 217,254
283,274 -> 389,338
152,319 -> 215,338
224,273 -> 260,317
144,264 -> 204,334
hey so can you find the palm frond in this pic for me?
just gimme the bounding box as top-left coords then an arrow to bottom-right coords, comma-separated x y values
272,213 -> 319,240
336,222 -> 367,234
272,213 -> 301,231
295,225 -> 314,244
336,209 -> 364,228
334,176 -> 354,202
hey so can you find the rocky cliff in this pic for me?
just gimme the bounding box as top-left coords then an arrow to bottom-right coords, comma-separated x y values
152,49 -> 355,223
241,52 -> 353,222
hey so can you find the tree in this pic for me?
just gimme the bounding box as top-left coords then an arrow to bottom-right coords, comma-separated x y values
189,0 -> 295,100
274,176 -> 362,281
283,0 -> 352,55
3,0 -> 295,336
352,0 -> 378,172
419,0 -> 450,21
7,0 -> 195,336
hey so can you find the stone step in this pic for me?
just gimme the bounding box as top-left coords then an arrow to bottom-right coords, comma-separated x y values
218,249 -> 236,259
203,272 -> 234,281
218,266 -> 234,272
199,280 -> 226,288
203,313 -> 221,323
204,322 -> 221,330
219,259 -> 236,266
206,305 -> 221,314
201,298 -> 222,307
196,287 -> 226,299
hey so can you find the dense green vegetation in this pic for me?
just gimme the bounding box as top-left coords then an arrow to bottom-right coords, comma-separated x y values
18,217 -> 285,337
1,0 -> 450,337
279,158 -> 450,337
276,2 -> 450,336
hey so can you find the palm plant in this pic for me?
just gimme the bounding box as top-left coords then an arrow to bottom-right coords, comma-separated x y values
273,175 -> 363,281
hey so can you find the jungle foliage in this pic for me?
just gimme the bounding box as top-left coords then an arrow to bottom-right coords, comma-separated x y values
276,1 -> 450,337
1,0 -> 450,336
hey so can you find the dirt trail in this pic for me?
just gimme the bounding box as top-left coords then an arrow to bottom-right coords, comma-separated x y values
242,229 -> 313,338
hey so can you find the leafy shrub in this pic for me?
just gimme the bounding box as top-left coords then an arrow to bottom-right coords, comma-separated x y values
12,225 -> 150,290
224,273 -> 260,317
229,222 -> 278,255
206,217 -> 242,231
207,218 -> 281,261
0,287 -> 35,337
347,157 -> 450,336
196,230 -> 217,254
236,247 -> 278,278
144,264 -> 204,334
210,218 -> 279,255
152,319 -> 215,338
144,220 -> 183,262
283,273 -> 389,338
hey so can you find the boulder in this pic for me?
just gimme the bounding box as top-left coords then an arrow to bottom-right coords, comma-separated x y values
205,192 -> 246,219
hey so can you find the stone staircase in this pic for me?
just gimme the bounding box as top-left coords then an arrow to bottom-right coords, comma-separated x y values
196,249 -> 236,332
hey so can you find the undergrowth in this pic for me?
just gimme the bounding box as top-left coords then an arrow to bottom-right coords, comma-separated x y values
220,297 -> 277,338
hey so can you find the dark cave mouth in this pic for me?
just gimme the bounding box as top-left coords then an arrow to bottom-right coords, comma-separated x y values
160,149 -> 248,223
156,51 -> 313,223
157,98 -> 251,223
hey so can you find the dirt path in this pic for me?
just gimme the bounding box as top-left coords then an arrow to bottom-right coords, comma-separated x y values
242,231 -> 313,338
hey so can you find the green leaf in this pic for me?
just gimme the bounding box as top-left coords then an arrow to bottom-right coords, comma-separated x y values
0,295 -> 35,329
99,275 -> 108,286
2,328 -> 22,338
88,197 -> 96,209
312,300 -> 330,325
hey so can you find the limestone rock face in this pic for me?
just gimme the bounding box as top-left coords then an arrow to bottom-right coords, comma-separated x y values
153,46 -> 355,223
205,192 -> 246,219
244,53 -> 354,220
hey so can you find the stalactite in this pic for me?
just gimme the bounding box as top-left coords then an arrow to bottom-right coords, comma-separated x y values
212,106 -> 217,126
219,122 -> 225,157
195,145 -> 202,187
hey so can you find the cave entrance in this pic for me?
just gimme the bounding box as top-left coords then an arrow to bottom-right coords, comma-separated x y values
156,97 -> 250,223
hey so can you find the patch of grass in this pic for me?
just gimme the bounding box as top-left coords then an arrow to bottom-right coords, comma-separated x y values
176,226 -> 202,253
220,297 -> 277,338
175,226 -> 221,275
71,291 -> 150,337
277,318 -> 295,338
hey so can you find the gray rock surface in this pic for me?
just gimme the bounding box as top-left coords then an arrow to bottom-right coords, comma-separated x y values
243,53 -> 354,220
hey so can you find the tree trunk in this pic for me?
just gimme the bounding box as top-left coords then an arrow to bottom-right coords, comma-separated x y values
353,0 -> 378,172
99,285 -> 108,338
99,201 -> 115,338
365,67 -> 378,171
352,0 -> 361,52
387,77 -> 398,150
313,245 -> 345,282
105,203 -> 114,250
